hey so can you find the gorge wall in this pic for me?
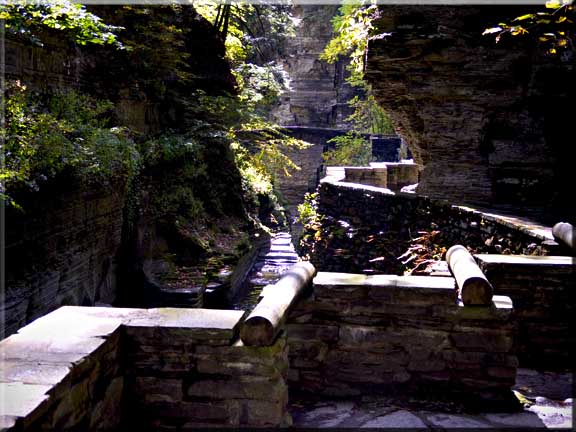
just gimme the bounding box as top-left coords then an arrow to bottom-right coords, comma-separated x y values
271,5 -> 358,128
1,5 -> 248,337
365,6 -> 576,221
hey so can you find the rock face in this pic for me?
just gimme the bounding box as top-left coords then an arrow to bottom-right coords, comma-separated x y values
271,5 -> 358,128
2,5 -> 246,337
365,6 -> 576,219
3,176 -> 127,336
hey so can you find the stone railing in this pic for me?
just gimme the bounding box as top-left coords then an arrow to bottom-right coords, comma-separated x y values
341,162 -> 419,192
318,180 -> 557,257
286,272 -> 518,408
0,306 -> 290,430
476,255 -> 576,369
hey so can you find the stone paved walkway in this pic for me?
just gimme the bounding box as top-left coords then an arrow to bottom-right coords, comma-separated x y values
231,231 -> 299,311
290,369 -> 573,429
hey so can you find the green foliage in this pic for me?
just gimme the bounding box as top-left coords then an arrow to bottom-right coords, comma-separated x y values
297,192 -> 319,226
0,0 -> 124,48
193,2 -> 306,220
321,2 -> 379,83
234,62 -> 289,116
1,80 -> 138,207
483,0 -> 575,55
321,2 -> 395,164
323,132 -> 372,167
195,2 -> 295,66
346,93 -> 395,135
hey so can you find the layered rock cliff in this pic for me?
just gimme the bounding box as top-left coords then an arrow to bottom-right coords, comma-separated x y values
271,5 -> 358,128
2,5 -> 249,336
365,6 -> 576,220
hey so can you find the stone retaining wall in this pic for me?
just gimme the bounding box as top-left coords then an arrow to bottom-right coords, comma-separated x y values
320,181 -> 553,247
286,273 -> 518,407
476,255 -> 576,369
2,176 -> 128,338
307,180 -> 557,275
0,306 -> 290,430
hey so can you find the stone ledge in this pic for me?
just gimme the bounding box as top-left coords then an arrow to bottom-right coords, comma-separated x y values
475,254 -> 575,268
314,272 -> 457,305
0,306 -> 253,430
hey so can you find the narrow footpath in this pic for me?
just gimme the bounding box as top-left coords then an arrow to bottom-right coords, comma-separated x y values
290,369 -> 573,429
231,231 -> 299,311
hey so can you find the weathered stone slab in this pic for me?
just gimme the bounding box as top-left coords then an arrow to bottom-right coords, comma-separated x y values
0,415 -> 19,431
145,400 -> 240,423
186,376 -> 287,400
16,306 -> 124,339
361,410 -> 427,428
344,167 -> 388,188
474,254 -> 576,270
196,359 -> 283,377
425,413 -> 493,428
239,399 -> 287,426
0,361 -> 72,385
0,333 -> 107,362
285,324 -> 339,342
0,382 -> 51,419
131,308 -> 244,341
450,331 -> 513,353
314,272 -> 457,305
432,295 -> 513,322
132,377 -> 183,403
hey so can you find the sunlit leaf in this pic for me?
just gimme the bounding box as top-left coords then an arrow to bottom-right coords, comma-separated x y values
513,14 -> 535,21
483,27 -> 503,35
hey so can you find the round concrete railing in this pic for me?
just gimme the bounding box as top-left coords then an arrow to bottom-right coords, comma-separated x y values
240,261 -> 316,346
446,245 -> 493,306
552,222 -> 575,253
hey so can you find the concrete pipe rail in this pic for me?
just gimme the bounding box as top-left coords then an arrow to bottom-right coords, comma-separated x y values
240,261 -> 316,346
446,245 -> 493,306
552,222 -> 575,254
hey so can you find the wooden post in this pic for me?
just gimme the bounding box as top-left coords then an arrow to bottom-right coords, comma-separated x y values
446,245 -> 493,306
240,261 -> 316,346
552,222 -> 575,253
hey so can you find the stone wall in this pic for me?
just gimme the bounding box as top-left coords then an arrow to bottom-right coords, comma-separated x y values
287,273 -> 518,407
0,306 -> 290,430
2,176 -> 127,337
365,6 -> 576,218
306,180 -> 556,276
476,255 -> 576,369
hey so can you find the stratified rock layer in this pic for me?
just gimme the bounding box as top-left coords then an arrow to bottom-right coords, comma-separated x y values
365,6 -> 576,218
271,5 -> 358,128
